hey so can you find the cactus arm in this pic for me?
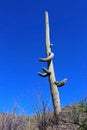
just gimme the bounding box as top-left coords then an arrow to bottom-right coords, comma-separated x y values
38,72 -> 48,77
55,78 -> 67,87
42,67 -> 51,74
38,67 -> 51,77
39,52 -> 54,62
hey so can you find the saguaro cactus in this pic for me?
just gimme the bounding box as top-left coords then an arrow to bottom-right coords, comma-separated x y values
38,11 -> 67,116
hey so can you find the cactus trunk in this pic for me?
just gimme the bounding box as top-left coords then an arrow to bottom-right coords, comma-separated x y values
38,11 -> 67,116
45,11 -> 61,115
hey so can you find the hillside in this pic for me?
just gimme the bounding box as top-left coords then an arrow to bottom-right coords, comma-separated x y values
0,98 -> 87,130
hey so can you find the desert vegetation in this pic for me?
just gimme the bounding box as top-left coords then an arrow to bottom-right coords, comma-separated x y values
0,97 -> 86,130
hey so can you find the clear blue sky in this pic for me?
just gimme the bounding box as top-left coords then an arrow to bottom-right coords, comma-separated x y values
0,0 -> 87,115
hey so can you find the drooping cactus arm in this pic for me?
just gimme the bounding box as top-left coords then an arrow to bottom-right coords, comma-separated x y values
55,78 -> 67,87
38,72 -> 48,77
42,67 -> 51,74
38,67 -> 51,77
39,52 -> 54,62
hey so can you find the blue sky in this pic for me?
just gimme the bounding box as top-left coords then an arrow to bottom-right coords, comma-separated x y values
0,0 -> 87,115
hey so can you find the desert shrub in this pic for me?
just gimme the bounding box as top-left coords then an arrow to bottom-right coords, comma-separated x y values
0,113 -> 27,130
78,97 -> 87,130
35,100 -> 52,130
69,97 -> 87,130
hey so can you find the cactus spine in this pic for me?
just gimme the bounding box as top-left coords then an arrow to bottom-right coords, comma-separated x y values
38,11 -> 67,116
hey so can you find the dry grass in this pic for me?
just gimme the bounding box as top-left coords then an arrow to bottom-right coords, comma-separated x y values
0,113 -> 27,130
0,98 -> 86,130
